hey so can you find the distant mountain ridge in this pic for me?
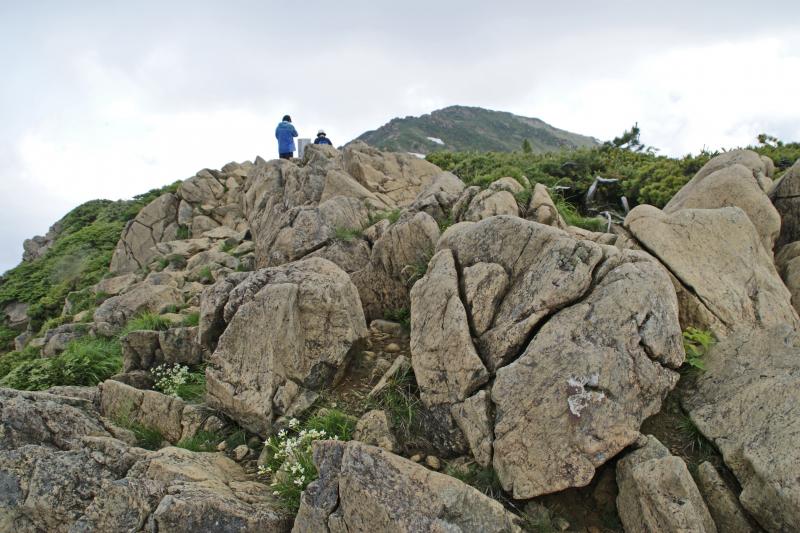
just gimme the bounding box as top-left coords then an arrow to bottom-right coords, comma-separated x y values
354,105 -> 599,154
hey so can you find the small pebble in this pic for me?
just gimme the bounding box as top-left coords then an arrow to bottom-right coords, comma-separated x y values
425,455 -> 441,470
409,454 -> 424,463
553,517 -> 570,531
217,441 -> 228,452
233,445 -> 250,461
385,343 -> 401,353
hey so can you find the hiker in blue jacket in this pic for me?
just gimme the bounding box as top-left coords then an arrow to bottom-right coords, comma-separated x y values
275,115 -> 298,159
314,129 -> 333,146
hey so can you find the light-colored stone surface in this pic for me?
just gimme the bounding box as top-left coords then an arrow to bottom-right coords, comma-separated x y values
450,390 -> 493,467
410,249 -> 489,408
625,205 -> 799,334
616,435 -> 717,533
100,379 -> 187,443
408,171 -> 466,222
664,161 -> 780,252
292,440 -> 522,533
205,258 -> 367,435
526,183 -> 566,228
491,258 -> 683,499
351,211 -> 440,321
110,193 -> 179,273
462,262 -> 509,336
682,325 -> 800,532
438,216 -> 604,371
696,462 -> 757,533
93,282 -> 184,333
354,410 -> 399,452
460,188 -> 520,222
770,158 -> 800,248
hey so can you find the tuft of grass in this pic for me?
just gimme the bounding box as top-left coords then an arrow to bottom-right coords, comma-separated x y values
437,214 -> 454,233
177,430 -> 223,452
682,327 -> 715,372
368,208 -> 402,226
365,365 -> 422,441
181,312 -> 200,327
552,193 -> 605,232
333,226 -> 363,243
197,266 -> 214,284
0,346 -> 41,380
122,312 -> 172,334
384,308 -> 411,331
0,337 -> 121,390
176,369 -> 206,402
445,463 -> 504,500
677,414 -> 714,456
514,188 -> 532,211
114,410 -> 164,450
303,408 -> 357,441
401,250 -> 432,287
176,225 -> 190,240
220,240 -> 236,253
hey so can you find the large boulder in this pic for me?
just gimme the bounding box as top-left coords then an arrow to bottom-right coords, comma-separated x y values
93,282 -> 184,334
110,193 -> 180,273
342,141 -> 443,206
205,258 -> 367,435
696,462 -> 757,533
1,387 -> 289,533
407,171 -> 466,222
411,216 -> 684,498
682,325 -> 800,532
770,158 -> 800,248
625,205 -> 799,334
352,211 -> 440,321
491,256 -> 683,498
664,155 -> 780,252
100,380 -> 187,443
616,435 -> 717,533
293,440 -> 522,532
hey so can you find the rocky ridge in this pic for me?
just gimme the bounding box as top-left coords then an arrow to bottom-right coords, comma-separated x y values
1,144 -> 800,532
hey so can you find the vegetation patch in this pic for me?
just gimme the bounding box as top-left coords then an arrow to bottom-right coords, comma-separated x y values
368,208 -> 402,226
152,363 -> 206,402
682,327 -> 715,372
333,226 -> 363,243
181,312 -> 200,327
383,307 -> 411,331
0,337 -> 121,390
259,409 -> 357,512
177,430 -> 224,452
122,312 -> 172,334
365,365 -> 422,442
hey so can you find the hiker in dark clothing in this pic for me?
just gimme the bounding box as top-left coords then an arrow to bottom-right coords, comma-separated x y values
275,115 -> 298,159
314,129 -> 333,146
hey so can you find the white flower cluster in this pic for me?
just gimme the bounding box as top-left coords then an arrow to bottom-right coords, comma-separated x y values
257,418 -> 340,496
152,364 -> 189,398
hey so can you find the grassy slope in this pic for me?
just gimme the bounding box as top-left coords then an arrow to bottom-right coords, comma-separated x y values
356,105 -> 599,155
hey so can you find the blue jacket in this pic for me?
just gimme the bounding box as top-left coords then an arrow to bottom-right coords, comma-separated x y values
314,136 -> 333,145
275,121 -> 298,153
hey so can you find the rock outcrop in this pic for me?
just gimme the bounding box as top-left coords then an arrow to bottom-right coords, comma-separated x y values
682,325 -> 800,532
616,435 -> 717,533
293,440 -> 522,532
664,150 -> 780,252
410,216 -> 684,499
205,257 -> 367,435
625,205 -> 799,334
770,158 -> 800,249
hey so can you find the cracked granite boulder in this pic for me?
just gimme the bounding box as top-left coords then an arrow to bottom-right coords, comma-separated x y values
625,205 -> 799,335
110,193 -> 180,274
682,325 -> 800,532
411,216 -> 683,498
292,440 -> 522,532
205,257 -> 367,436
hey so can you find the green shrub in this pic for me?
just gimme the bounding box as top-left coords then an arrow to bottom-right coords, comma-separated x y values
122,313 -> 172,334
182,312 -> 200,327
0,346 -> 40,379
384,308 -> 411,331
333,226 -> 363,243
0,337 -> 121,390
368,208 -> 402,226
0,324 -> 17,352
682,327 -> 715,371
552,193 -> 606,232
177,430 -> 223,452
365,365 -> 422,440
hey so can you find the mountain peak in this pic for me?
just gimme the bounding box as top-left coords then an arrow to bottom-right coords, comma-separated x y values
354,106 -> 598,154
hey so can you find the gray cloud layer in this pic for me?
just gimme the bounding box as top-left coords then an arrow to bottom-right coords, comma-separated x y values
2,0 -> 799,273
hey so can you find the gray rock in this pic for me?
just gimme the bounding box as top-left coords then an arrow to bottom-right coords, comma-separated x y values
110,193 -> 179,273
682,325 -> 800,532
292,440 -> 522,532
696,462 -> 757,533
205,258 -> 367,435
354,410 -> 399,452
616,435 -> 717,533
770,158 -> 800,248
450,390 -> 493,467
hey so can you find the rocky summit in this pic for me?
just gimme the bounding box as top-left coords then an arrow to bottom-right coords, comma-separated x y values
1,141 -> 800,532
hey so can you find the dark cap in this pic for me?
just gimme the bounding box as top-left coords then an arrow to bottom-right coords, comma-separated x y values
282,115 -> 292,122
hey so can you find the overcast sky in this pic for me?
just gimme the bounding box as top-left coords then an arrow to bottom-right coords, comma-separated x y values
2,0 -> 799,274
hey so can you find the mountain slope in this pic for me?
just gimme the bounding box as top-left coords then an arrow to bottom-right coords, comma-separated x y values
355,105 -> 599,154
